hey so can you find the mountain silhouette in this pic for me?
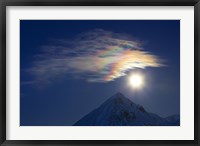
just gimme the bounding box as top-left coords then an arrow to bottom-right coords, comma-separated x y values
74,92 -> 180,126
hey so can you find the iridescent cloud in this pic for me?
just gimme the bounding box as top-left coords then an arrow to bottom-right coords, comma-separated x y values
29,29 -> 163,83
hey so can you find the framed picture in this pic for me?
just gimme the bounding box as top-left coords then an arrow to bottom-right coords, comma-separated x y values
0,0 -> 199,145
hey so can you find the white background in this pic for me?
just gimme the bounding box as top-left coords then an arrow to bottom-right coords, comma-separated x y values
6,6 -> 194,140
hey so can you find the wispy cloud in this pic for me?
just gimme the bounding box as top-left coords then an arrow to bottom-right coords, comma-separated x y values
27,29 -> 163,83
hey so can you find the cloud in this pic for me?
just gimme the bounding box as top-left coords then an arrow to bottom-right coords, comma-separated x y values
28,29 -> 163,83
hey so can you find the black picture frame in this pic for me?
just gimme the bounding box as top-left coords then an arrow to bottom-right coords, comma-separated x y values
0,0 -> 199,145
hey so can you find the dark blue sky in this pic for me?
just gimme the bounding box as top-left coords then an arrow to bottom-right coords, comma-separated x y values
20,20 -> 180,126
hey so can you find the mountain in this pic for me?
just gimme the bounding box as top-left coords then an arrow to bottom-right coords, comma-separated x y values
74,92 -> 180,126
165,114 -> 180,126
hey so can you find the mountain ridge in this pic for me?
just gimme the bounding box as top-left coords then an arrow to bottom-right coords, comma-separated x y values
74,92 -> 180,126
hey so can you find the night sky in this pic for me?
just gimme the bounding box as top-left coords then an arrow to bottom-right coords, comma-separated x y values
20,20 -> 180,126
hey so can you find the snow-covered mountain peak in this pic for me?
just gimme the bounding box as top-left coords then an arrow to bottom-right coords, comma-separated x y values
73,92 -> 180,126
114,92 -> 125,98
110,92 -> 126,100
108,92 -> 135,106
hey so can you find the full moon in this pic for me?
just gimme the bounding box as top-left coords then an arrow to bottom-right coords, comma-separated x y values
129,73 -> 144,89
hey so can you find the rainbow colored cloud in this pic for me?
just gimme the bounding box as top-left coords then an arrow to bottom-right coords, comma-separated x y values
30,29 -> 163,83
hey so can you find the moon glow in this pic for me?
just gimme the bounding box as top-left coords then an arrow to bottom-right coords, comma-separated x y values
129,73 -> 144,89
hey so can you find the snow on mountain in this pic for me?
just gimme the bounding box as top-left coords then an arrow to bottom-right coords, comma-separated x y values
74,92 -> 180,126
165,114 -> 180,126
